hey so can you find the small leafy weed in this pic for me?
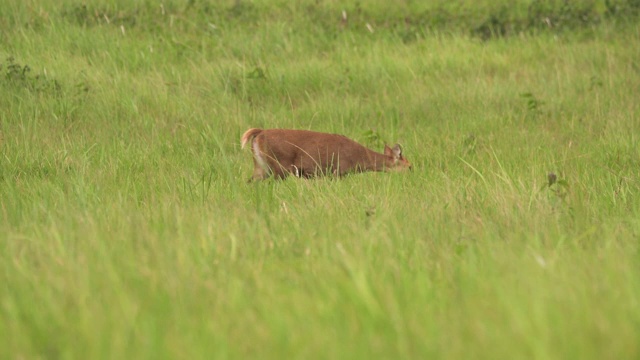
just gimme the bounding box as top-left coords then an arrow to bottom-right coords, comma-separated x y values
521,92 -> 543,113
462,133 -> 478,156
362,128 -> 386,149
541,172 -> 572,213
1,57 -> 61,95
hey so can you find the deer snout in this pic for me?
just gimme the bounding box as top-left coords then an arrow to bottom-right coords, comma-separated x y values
402,159 -> 412,171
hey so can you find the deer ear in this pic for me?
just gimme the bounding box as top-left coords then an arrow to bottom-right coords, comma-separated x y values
384,145 -> 392,156
391,144 -> 402,160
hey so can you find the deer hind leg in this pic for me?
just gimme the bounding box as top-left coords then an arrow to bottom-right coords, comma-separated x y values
290,161 -> 313,178
249,157 -> 269,181
253,147 -> 291,180
249,142 -> 271,181
290,164 -> 301,178
291,156 -> 320,178
270,162 -> 290,179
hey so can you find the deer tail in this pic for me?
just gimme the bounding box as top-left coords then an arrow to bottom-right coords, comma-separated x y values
241,128 -> 263,149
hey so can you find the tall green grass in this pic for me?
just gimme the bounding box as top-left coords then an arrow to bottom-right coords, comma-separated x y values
1,0 -> 639,358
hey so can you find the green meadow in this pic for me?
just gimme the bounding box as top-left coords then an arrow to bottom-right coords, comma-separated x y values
1,0 -> 639,358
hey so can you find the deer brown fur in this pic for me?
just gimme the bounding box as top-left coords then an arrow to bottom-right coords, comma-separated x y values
241,128 -> 411,181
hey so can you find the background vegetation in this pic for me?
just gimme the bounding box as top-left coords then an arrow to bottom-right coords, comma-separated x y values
1,0 -> 639,358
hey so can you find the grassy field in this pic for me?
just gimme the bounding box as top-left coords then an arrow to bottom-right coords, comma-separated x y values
1,0 -> 640,358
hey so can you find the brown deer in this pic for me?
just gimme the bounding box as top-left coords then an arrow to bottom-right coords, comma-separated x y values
241,128 -> 411,180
